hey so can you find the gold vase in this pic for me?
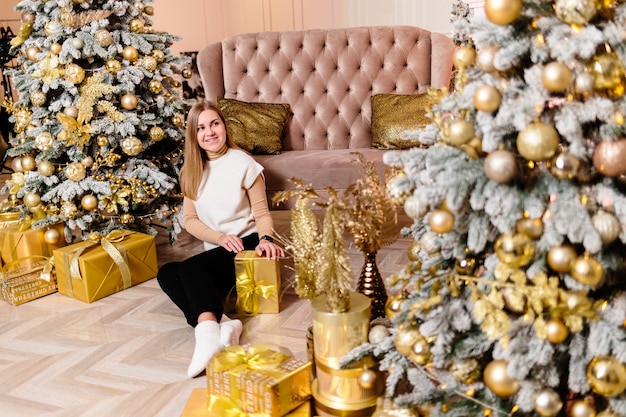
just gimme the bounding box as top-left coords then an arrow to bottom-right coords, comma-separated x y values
357,251 -> 388,320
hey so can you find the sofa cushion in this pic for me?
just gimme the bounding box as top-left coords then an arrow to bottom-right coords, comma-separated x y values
370,93 -> 431,149
217,97 -> 291,155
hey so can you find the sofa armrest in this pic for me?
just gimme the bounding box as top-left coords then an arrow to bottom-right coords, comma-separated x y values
197,42 -> 225,103
430,32 -> 455,90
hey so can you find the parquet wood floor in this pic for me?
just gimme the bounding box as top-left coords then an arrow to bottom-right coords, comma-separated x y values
0,174 -> 413,417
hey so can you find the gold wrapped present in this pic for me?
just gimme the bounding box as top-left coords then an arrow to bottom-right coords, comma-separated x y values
53,230 -> 157,303
0,257 -> 56,305
207,344 -> 312,416
180,390 -> 312,417
0,220 -> 66,265
234,250 -> 280,315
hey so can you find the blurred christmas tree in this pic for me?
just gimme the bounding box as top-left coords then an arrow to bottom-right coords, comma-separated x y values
345,1 -> 626,416
3,0 -> 189,242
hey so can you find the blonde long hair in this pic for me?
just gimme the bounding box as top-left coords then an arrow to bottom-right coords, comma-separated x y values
179,100 -> 239,200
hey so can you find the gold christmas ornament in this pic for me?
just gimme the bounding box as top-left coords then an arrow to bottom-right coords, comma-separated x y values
369,324 -> 390,344
172,115 -> 183,127
23,192 -> 41,208
134,1 -> 144,12
386,174 -> 413,206
129,18 -> 144,33
570,253 -> 603,287
593,139 -> 626,177
120,213 -> 135,224
38,160 -> 55,177
58,10 -> 74,26
152,49 -> 165,62
25,46 -> 41,61
70,37 -> 84,50
30,90 -> 46,106
394,323 -> 423,357
516,121 -> 560,161
358,369 -> 377,389
555,0 -> 600,25
483,359 -> 520,397
21,11 -> 36,23
485,0 -> 523,26
43,228 -> 61,245
144,5 -> 154,15
591,211 -> 621,244
20,155 -> 36,171
385,292 -> 406,319
453,46 -> 476,70
121,93 -> 138,110
502,287 -> 527,313
474,84 -> 502,112
533,388 -> 563,417
516,218 -> 544,240
63,105 -> 79,118
484,149 -> 518,183
455,257 -> 476,275
587,51 -> 625,96
122,46 -> 139,63
575,72 -> 595,95
121,136 -> 143,156
60,201 -> 78,218
447,119 -> 475,146
420,231 -> 441,254
494,233 -> 535,268
545,318 -> 569,343
449,358 -> 480,383
586,356 -> 626,397
105,59 -> 122,73
35,132 -> 54,151
81,156 -> 94,167
403,196 -> 428,219
149,126 -> 165,141
44,21 -> 58,37
550,151 -> 580,180
407,241 -> 421,261
81,194 -> 98,211
65,162 -> 87,182
141,56 -> 158,72
541,61 -> 572,93
182,68 -> 193,79
547,244 -> 577,273
148,79 -> 163,94
11,157 -> 23,172
94,29 -> 113,47
568,400 -> 596,417
408,337 -> 431,365
64,63 -> 86,84
97,135 -> 109,146
429,209 -> 455,234
477,45 -> 499,72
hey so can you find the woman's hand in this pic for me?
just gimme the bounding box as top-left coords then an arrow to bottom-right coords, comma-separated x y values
218,234 -> 244,253
256,239 -> 284,260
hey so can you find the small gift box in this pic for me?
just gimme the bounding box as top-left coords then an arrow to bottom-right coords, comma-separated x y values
207,345 -> 312,416
0,257 -> 57,305
53,230 -> 158,303
234,250 -> 280,315
0,219 -> 66,265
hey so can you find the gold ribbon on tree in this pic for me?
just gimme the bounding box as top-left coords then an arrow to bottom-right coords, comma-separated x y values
236,259 -> 278,315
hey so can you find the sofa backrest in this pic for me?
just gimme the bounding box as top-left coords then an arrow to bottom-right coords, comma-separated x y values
197,26 -> 454,151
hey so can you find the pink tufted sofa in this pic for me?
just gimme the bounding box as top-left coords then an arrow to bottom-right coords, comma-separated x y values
196,26 -> 454,207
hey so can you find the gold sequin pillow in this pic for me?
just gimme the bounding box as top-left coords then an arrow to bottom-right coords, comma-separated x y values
217,97 -> 291,155
370,93 -> 432,149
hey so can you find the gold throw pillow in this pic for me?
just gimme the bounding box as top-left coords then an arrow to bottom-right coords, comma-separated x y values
370,93 -> 432,149
217,97 -> 291,155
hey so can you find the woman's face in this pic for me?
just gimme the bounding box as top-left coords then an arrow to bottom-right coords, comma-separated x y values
196,109 -> 227,153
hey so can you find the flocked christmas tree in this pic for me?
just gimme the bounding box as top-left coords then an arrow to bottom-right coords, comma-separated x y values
3,0 -> 189,243
343,1 -> 626,416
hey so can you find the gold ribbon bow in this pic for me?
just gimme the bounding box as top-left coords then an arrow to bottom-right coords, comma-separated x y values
206,394 -> 271,417
212,344 -> 288,374
236,260 -> 277,315
1,255 -> 54,283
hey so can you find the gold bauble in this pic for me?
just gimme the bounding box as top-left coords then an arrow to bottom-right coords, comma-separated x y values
547,244 -> 577,273
105,59 -> 122,73
20,155 -> 36,171
568,399 -> 596,417
455,257 -> 476,275
70,37 -> 84,50
38,160 -> 55,177
58,10 -> 74,26
97,135 -> 109,147
120,213 -> 135,224
21,11 -> 36,23
60,201 -> 78,218
63,105 -> 79,118
587,356 -> 626,397
43,228 -> 60,245
533,388 -> 563,417
121,136 -> 143,156
550,151 -> 580,180
358,369 -> 377,389
35,132 -> 54,151
23,192 -> 41,208
141,56 -> 158,72
148,79 -> 163,94
182,68 -> 193,79
129,18 -> 144,33
516,218 -> 544,240
502,287 -> 527,313
149,126 -> 165,141
485,0 -> 523,25
14,109 -> 31,133
385,292 -> 406,319
44,21 -> 58,37
420,231 -> 441,254
587,52 -> 625,96
474,84 -> 502,112
477,45 -> 499,72
483,359 -> 520,397
94,29 -> 113,47
403,196 -> 428,219
65,162 -> 86,182
172,115 -> 183,127
407,242 -> 421,262
575,72 -> 595,95
369,324 -> 391,344
386,174 -> 412,206
11,157 -> 23,172
134,1 -> 144,12
81,156 -> 94,167
25,46 -> 41,61
64,63 -> 85,84
30,90 -> 46,107
555,0 -> 600,25
144,5 -> 154,15
591,211 -> 621,244
570,253 -> 603,287
447,119 -> 475,146
593,139 -> 626,177
484,149 -> 517,183
429,209 -> 455,234
541,61 -> 572,93
449,358 -> 480,383
453,46 -> 476,70
122,46 -> 139,63
121,93 -> 138,110
494,233 -> 534,268
152,49 -> 165,62
546,318 -> 569,343
81,194 -> 98,211
394,324 -> 423,357
409,338 -> 431,365
516,121 -> 560,162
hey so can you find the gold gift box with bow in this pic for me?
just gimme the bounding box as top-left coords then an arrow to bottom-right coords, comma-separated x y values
53,231 -> 158,303
234,250 -> 280,315
206,345 -> 312,416
0,258 -> 57,305
0,218 -> 66,265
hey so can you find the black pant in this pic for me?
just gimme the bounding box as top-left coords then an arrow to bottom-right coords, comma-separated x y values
157,233 -> 259,327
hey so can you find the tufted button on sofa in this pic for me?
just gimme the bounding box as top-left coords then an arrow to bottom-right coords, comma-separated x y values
197,26 -> 454,207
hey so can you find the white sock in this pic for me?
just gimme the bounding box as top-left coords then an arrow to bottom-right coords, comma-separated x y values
220,319 -> 243,347
187,320 -> 223,378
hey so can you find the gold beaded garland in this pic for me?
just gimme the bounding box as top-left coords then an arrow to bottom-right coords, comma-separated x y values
483,359 -> 520,397
517,121 -> 560,161
474,84 -> 502,112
